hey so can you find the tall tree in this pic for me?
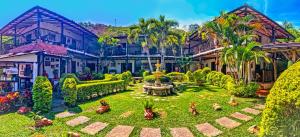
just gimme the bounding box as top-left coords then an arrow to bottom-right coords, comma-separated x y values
200,12 -> 270,83
149,15 -> 179,70
128,18 -> 155,72
98,34 -> 119,73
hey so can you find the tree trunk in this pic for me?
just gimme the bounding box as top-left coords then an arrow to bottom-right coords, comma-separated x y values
147,51 -> 153,72
144,47 -> 153,72
247,62 -> 252,84
161,47 -> 166,70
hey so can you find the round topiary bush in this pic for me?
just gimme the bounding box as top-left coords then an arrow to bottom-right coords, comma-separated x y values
260,61 -> 300,137
186,71 -> 194,82
62,78 -> 77,107
32,76 -> 53,113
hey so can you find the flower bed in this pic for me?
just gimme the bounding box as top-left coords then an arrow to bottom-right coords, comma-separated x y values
0,92 -> 19,113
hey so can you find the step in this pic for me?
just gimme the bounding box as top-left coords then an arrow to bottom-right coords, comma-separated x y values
242,108 -> 261,115
195,122 -> 222,137
105,125 -> 134,137
216,117 -> 241,129
170,127 -> 194,137
230,112 -> 253,121
140,128 -> 161,137
55,111 -> 76,118
81,122 -> 108,135
66,116 -> 90,127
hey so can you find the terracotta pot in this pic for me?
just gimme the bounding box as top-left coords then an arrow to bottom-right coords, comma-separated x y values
144,108 -> 154,120
96,105 -> 110,114
35,118 -> 53,127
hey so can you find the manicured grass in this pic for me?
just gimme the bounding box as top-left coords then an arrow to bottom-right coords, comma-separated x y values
0,83 -> 264,137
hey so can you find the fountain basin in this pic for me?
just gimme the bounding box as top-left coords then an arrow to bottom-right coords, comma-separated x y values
143,85 -> 174,96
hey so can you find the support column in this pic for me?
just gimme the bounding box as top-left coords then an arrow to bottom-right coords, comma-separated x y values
82,32 -> 85,53
0,33 -> 2,48
36,10 -> 41,40
292,50 -> 297,62
60,22 -> 64,45
126,42 -> 129,71
14,26 -> 17,46
271,27 -> 276,43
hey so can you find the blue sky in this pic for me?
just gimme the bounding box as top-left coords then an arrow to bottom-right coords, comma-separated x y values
0,0 -> 300,29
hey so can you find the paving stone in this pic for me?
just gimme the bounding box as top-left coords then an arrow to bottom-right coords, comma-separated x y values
80,122 -> 108,135
242,108 -> 261,115
140,128 -> 161,137
105,125 -> 134,137
195,123 -> 222,137
66,116 -> 90,127
170,127 -> 194,137
230,112 -> 253,121
216,117 -> 241,129
55,111 -> 76,118
253,104 -> 265,110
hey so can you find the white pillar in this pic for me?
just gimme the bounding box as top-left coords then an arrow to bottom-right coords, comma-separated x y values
32,62 -> 38,83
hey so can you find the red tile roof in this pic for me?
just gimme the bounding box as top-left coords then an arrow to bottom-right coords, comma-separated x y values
9,42 -> 68,56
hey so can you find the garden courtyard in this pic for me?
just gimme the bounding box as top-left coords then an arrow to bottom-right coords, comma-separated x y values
0,82 -> 265,137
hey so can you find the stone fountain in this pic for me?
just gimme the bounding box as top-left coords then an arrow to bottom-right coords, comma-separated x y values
143,60 -> 174,96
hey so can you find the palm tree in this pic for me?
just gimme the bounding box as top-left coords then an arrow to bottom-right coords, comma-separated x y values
200,12 -> 270,83
148,15 -> 179,70
128,18 -> 155,72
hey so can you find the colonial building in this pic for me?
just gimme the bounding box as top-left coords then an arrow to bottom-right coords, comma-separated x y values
101,35 -> 188,74
0,6 -> 99,91
188,4 -> 300,84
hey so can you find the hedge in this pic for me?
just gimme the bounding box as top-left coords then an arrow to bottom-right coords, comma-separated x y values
260,61 -> 300,137
76,80 -> 125,101
32,76 -> 52,113
62,78 -> 77,107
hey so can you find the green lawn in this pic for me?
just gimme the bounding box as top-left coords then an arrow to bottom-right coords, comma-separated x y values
0,83 -> 264,137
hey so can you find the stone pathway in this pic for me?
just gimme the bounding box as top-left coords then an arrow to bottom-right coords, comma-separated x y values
230,112 -> 253,121
216,117 -> 241,129
253,104 -> 265,110
242,108 -> 261,115
195,123 -> 222,137
55,111 -> 76,118
66,116 -> 90,127
105,125 -> 134,137
80,122 -> 108,135
140,128 -> 161,137
170,128 -> 194,137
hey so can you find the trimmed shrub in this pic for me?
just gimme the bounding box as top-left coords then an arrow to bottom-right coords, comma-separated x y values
59,73 -> 80,89
201,67 -> 211,78
118,71 -> 132,88
104,74 -> 118,81
143,71 -> 151,78
32,76 -> 52,113
144,75 -> 171,84
230,81 -> 259,97
92,73 -> 104,80
62,78 -> 77,107
186,71 -> 194,82
193,69 -> 205,85
76,80 -> 125,101
260,61 -> 300,137
166,72 -> 186,82
221,75 -> 235,90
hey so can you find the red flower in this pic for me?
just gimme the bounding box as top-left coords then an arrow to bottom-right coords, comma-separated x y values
0,96 -> 9,104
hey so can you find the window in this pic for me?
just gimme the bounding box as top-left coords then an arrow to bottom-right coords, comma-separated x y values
48,33 -> 56,41
26,34 -> 32,43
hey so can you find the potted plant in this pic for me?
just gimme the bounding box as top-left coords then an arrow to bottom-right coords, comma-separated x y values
143,100 -> 154,120
30,112 -> 53,128
96,100 -> 110,114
